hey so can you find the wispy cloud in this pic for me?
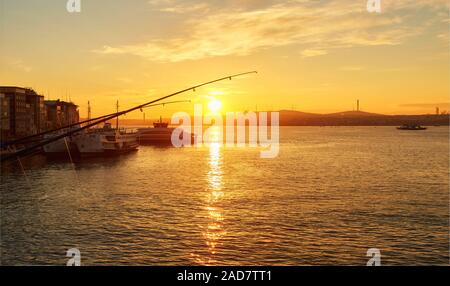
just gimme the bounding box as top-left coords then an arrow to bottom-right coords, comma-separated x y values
301,49 -> 328,58
437,32 -> 449,43
150,0 -> 210,14
10,59 -> 32,72
95,0 -> 448,63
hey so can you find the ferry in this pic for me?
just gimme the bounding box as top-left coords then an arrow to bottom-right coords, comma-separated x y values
397,124 -> 427,131
75,123 -> 139,156
137,117 -> 194,145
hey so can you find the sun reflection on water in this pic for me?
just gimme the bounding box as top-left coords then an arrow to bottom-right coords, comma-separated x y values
191,140 -> 226,265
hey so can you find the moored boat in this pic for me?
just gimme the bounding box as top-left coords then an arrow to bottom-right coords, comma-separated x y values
75,123 -> 139,156
137,117 -> 194,145
397,124 -> 427,130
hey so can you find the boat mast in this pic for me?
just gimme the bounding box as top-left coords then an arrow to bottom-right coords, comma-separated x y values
116,100 -> 119,130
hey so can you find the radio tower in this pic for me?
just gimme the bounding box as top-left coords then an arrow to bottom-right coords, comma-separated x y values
357,100 -> 360,112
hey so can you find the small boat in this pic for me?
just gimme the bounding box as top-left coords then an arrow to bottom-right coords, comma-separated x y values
75,123 -> 139,156
137,117 -> 194,145
397,124 -> 427,130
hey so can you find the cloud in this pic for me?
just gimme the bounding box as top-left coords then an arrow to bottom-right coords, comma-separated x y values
300,49 -> 328,58
10,59 -> 32,72
150,1 -> 210,14
95,0 -> 449,63
437,32 -> 449,43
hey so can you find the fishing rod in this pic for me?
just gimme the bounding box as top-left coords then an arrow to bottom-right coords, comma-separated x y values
1,71 -> 257,162
2,100 -> 191,147
78,99 -> 192,129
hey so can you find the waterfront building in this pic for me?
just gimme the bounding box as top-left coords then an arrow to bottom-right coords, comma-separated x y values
0,86 -> 51,141
45,99 -> 79,130
0,92 -> 10,141
0,86 -> 33,138
26,89 -> 46,135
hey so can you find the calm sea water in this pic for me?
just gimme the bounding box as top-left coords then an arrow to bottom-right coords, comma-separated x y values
1,126 -> 448,265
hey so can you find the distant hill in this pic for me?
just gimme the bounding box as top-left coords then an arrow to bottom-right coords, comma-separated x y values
278,110 -> 322,117
322,110 -> 385,117
278,110 -> 449,126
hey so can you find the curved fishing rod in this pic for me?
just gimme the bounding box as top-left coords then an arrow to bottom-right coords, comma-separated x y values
2,100 -> 191,147
1,71 -> 257,162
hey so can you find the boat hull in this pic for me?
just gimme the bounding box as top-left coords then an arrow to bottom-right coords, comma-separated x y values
138,127 -> 194,145
75,130 -> 139,156
397,127 -> 427,130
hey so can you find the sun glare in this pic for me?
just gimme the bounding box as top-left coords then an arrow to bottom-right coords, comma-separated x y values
208,98 -> 223,114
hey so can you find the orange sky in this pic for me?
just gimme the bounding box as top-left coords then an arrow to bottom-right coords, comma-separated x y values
1,0 -> 449,119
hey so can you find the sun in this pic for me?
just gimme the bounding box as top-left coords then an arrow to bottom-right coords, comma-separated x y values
208,98 -> 223,114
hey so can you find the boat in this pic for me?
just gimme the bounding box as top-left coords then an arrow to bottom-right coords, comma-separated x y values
397,124 -> 427,130
43,127 -> 83,155
137,117 -> 194,145
74,123 -> 139,156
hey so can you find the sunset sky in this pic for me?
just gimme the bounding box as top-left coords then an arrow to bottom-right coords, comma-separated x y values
1,0 -> 449,118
